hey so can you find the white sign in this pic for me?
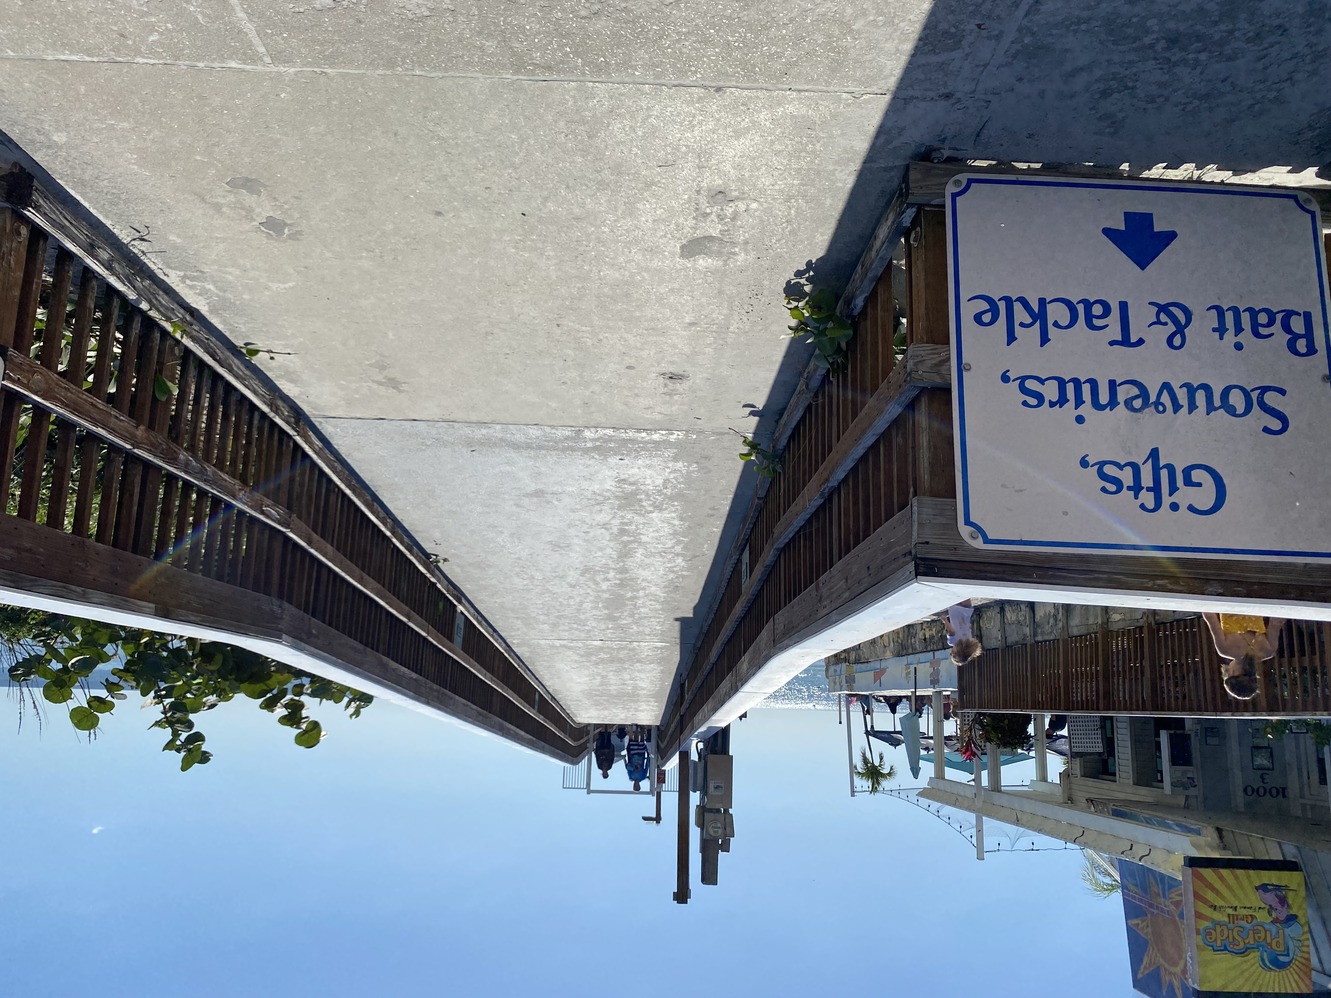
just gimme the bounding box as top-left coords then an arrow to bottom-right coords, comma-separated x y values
947,174 -> 1331,560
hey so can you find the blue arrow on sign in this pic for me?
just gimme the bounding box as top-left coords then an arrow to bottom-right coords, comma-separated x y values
1101,211 -> 1177,271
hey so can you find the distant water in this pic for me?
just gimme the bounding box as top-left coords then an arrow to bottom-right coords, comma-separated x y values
761,661 -> 835,709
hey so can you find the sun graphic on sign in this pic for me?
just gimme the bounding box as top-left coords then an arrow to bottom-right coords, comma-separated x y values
1128,875 -> 1190,998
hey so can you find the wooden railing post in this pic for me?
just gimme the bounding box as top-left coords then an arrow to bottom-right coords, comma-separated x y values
0,206 -> 31,347
906,208 -> 954,501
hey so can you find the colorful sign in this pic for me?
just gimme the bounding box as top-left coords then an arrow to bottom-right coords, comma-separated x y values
1119,861 -> 1190,998
1183,857 -> 1312,995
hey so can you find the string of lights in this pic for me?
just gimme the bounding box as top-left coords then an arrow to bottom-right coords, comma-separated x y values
877,786 -> 1080,855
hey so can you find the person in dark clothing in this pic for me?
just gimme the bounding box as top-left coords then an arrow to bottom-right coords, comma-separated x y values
1045,715 -> 1068,739
593,730 -> 617,779
625,734 -> 650,791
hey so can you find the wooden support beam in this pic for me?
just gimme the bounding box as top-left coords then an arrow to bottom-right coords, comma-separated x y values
914,496 -> 1331,607
0,513 -> 585,761
838,173 -> 916,320
0,206 -> 30,347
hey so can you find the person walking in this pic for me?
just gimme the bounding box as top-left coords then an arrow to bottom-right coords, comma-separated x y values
625,729 -> 651,791
1203,613 -> 1285,701
593,729 -> 617,780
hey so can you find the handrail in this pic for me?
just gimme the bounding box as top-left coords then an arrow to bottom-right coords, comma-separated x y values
662,207 -> 953,746
0,157 -> 588,761
959,617 -> 1331,717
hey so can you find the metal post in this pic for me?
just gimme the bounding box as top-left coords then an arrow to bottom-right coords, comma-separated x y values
987,742 -> 1001,791
846,695 -> 856,797
674,748 -> 690,904
932,690 -> 946,781
973,757 -> 985,861
1034,712 -> 1048,784
585,745 -> 592,795
644,783 -> 663,824
837,692 -> 842,725
1325,745 -> 1331,821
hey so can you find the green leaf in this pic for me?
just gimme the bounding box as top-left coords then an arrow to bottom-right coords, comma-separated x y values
169,320 -> 186,338
69,656 -> 99,677
86,695 -> 116,714
244,346 -> 262,359
42,682 -> 73,704
35,661 -> 55,681
294,720 -> 323,749
69,706 -> 99,731
807,288 -> 836,317
180,744 -> 204,772
153,375 -> 178,401
181,732 -> 205,748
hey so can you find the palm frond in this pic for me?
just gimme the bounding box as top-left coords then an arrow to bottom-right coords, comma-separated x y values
854,748 -> 897,794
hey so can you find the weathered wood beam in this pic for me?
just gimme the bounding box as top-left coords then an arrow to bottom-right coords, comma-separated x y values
0,515 -> 585,761
914,496 -> 1331,607
837,171 -> 916,321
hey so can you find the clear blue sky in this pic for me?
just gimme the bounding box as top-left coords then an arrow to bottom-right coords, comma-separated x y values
2,692 -> 1141,997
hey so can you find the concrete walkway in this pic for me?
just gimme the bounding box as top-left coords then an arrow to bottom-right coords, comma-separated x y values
2,2 -> 1328,724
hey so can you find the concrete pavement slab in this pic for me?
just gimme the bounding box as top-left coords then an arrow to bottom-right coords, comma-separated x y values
245,0 -> 928,92
0,0 -> 263,64
0,63 -> 874,432
316,417 -> 738,722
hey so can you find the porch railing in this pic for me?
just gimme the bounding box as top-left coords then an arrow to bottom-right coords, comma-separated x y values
960,616 -> 1331,717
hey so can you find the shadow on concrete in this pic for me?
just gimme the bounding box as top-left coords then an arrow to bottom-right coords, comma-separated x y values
667,0 -> 1331,714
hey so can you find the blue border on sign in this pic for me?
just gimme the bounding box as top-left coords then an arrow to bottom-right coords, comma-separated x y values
949,175 -> 1331,558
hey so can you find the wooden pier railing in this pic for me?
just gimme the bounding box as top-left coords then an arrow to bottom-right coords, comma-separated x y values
662,161 -> 1331,753
0,157 -> 587,762
960,616 -> 1331,717
660,206 -> 954,749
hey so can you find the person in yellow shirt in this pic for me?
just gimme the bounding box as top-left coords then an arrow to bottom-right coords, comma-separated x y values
1201,613 -> 1285,701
